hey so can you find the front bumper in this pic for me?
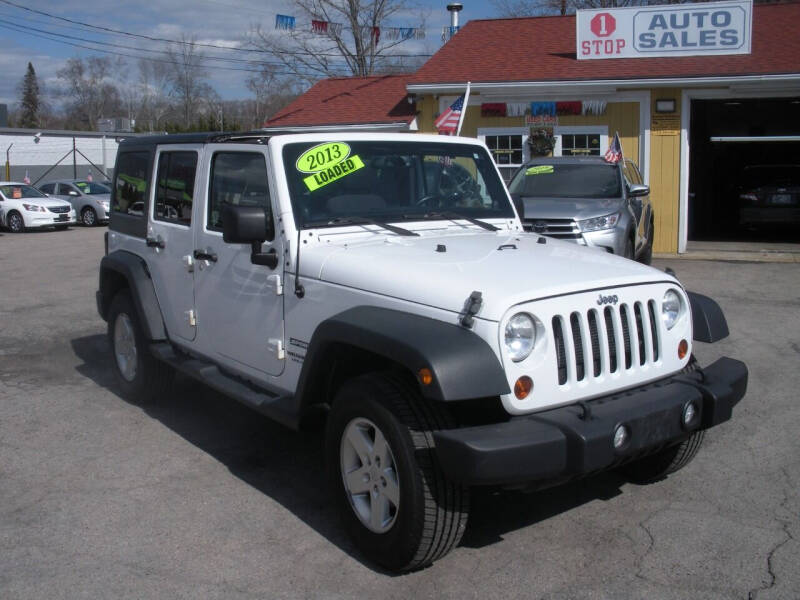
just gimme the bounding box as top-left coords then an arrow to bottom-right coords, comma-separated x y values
28,211 -> 76,227
434,357 -> 747,485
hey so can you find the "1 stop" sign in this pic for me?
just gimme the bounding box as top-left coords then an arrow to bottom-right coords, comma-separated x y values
590,12 -> 616,37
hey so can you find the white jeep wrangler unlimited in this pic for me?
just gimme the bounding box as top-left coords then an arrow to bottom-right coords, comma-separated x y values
97,132 -> 747,571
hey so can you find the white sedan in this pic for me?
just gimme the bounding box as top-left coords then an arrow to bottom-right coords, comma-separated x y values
0,182 -> 76,232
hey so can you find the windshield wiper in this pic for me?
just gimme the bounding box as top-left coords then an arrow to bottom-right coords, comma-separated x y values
404,211 -> 499,232
307,216 -> 419,237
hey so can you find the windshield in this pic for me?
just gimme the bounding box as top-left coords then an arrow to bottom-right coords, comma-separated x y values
0,184 -> 47,199
282,140 -> 514,229
74,181 -> 111,194
508,163 -> 622,199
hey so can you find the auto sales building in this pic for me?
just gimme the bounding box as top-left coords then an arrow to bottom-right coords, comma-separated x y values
406,1 -> 800,253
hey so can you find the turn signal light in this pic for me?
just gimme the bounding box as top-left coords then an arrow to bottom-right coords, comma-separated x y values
678,339 -> 688,360
514,376 -> 533,399
418,368 -> 433,386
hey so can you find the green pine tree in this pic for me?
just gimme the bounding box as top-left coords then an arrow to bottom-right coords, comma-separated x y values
19,62 -> 40,129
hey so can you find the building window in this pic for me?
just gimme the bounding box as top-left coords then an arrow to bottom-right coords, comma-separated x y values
554,126 -> 608,157
478,128 -> 528,183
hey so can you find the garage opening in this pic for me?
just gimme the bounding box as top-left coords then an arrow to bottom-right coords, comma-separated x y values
688,97 -> 800,244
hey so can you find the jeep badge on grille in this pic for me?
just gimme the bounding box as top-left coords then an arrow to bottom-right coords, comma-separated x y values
597,293 -> 619,306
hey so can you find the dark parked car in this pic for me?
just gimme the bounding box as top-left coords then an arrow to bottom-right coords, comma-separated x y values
508,156 -> 654,263
737,165 -> 800,229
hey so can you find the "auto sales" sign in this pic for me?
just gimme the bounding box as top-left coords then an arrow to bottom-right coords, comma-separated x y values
576,0 -> 752,60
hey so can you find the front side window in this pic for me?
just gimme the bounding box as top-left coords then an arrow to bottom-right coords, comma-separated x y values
208,152 -> 272,237
155,151 -> 197,226
508,163 -> 622,199
113,152 -> 150,216
0,184 -> 47,199
282,140 -> 514,229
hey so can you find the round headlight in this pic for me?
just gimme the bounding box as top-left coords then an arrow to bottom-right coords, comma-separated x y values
662,289 -> 682,330
504,313 -> 535,362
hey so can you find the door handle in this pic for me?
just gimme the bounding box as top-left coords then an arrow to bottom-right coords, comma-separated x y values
193,249 -> 218,263
146,236 -> 165,249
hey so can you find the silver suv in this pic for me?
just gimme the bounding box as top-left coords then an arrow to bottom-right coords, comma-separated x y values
509,157 -> 654,263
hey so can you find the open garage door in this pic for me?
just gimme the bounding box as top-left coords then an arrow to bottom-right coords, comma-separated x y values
688,98 -> 800,243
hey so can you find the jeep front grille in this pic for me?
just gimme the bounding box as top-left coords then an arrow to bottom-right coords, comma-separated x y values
552,300 -> 660,385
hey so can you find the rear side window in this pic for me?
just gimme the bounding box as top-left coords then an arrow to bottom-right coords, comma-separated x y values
208,152 -> 273,238
155,151 -> 197,226
113,152 -> 150,216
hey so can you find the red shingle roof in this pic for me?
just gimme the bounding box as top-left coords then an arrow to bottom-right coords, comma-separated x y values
409,3 -> 800,85
265,74 -> 415,127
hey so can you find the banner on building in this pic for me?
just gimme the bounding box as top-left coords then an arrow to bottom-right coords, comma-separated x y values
576,0 -> 752,60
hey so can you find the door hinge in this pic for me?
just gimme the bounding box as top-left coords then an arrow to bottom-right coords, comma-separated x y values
267,274 -> 283,296
184,309 -> 196,327
268,338 -> 285,360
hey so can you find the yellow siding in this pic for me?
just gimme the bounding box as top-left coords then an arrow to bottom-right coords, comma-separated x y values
648,88 -> 682,253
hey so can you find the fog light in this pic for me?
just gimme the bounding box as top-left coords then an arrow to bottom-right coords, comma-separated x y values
514,376 -> 533,400
613,424 -> 629,450
682,401 -> 697,426
678,339 -> 688,359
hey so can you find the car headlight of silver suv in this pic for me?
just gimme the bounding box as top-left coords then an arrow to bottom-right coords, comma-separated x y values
661,289 -> 684,330
504,313 -> 536,362
577,212 -> 619,232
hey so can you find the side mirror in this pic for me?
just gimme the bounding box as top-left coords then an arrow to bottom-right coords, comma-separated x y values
629,184 -> 650,198
68,190 -> 80,197
222,204 -> 277,269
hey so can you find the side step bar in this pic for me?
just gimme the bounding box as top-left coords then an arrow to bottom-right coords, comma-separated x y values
150,342 -> 299,430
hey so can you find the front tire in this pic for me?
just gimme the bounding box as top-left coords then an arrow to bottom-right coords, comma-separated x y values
326,372 -> 469,572
81,207 -> 97,226
107,290 -> 173,403
7,211 -> 25,233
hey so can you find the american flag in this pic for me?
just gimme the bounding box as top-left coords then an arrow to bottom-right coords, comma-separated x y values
604,132 -> 623,163
434,95 -> 464,135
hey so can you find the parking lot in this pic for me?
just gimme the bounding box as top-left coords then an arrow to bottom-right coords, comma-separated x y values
1,226 -> 798,599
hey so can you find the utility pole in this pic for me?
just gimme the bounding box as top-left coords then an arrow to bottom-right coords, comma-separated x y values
72,137 -> 77,179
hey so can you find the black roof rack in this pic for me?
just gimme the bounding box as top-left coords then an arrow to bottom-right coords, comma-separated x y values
117,130 -> 302,147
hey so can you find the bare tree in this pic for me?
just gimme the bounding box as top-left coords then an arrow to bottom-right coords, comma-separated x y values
246,66 -> 303,128
57,56 -> 120,129
166,35 -> 211,128
249,0 -> 424,82
137,58 -> 173,131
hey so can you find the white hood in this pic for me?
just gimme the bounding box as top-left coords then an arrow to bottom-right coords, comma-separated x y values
302,228 -> 675,321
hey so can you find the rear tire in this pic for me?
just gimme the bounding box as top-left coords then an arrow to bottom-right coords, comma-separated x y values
108,290 -> 173,403
326,372 -> 469,572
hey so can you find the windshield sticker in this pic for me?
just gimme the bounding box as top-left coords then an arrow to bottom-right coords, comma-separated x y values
526,165 -> 554,175
296,142 -> 351,174
303,155 -> 365,191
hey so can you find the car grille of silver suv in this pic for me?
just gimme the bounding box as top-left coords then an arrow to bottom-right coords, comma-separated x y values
552,301 -> 660,385
522,218 -> 581,240
48,206 -> 71,214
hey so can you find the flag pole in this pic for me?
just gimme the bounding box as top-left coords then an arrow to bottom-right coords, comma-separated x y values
455,81 -> 471,136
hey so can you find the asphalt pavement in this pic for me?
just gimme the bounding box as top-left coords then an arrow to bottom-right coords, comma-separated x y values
1,226 -> 798,599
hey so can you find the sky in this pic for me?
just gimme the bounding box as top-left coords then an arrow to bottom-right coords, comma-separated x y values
0,0 -> 501,108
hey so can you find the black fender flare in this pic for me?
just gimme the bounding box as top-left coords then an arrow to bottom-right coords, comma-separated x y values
295,306 -> 510,406
98,250 -> 167,341
687,291 -> 729,343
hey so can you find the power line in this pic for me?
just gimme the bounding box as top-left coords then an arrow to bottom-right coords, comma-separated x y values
0,16 -> 353,70
0,0 -> 436,58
